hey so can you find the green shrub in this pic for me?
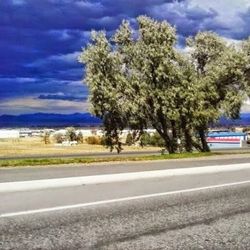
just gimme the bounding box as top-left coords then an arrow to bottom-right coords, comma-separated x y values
150,132 -> 165,147
140,132 -> 151,147
125,132 -> 133,146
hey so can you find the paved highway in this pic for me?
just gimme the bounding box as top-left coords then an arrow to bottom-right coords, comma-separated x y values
0,156 -> 250,249
1,153 -> 250,182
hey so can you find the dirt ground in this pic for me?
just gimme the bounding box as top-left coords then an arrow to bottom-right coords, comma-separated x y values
0,137 -> 159,157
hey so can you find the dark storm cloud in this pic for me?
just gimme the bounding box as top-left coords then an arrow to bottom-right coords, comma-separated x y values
0,0 -> 176,30
0,77 -> 88,100
237,8 -> 250,40
148,1 -> 219,38
38,94 -> 88,102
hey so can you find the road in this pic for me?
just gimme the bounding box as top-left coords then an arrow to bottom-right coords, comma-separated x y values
1,153 -> 250,183
0,156 -> 250,249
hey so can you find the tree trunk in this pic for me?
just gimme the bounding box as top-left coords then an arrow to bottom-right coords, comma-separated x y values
198,128 -> 210,152
170,121 -> 178,153
190,138 -> 203,152
167,139 -> 175,154
154,108 -> 177,154
155,127 -> 175,154
180,117 -> 193,153
161,131 -> 174,154
183,128 -> 193,152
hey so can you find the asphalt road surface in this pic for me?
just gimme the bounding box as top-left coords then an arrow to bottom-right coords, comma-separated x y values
0,157 -> 250,249
1,153 -> 250,182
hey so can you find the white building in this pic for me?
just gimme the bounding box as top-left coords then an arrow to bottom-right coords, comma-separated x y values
77,129 -> 103,137
53,129 -> 67,136
0,129 -> 20,139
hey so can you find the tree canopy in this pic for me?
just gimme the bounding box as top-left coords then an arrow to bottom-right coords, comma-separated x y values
79,16 -> 250,154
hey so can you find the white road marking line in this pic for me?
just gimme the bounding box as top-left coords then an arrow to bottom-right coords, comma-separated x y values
1,179 -> 250,218
0,163 -> 250,193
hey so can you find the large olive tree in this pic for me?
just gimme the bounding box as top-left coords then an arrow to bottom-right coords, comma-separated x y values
187,32 -> 249,151
79,16 -> 249,153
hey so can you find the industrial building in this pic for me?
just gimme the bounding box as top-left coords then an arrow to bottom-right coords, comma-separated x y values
207,131 -> 247,149
0,129 -> 20,139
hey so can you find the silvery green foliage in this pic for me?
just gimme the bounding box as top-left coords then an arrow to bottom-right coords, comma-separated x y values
79,16 -> 183,153
79,17 -> 249,153
78,31 -> 128,153
187,32 -> 248,151
242,37 -> 250,93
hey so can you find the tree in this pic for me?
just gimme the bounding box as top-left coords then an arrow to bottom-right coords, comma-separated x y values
79,30 -> 128,153
43,131 -> 51,144
79,16 -> 181,153
54,133 -> 64,143
79,16 -> 249,154
76,132 -> 84,144
187,32 -> 248,151
125,132 -> 133,146
66,127 -> 77,141
242,37 -> 250,90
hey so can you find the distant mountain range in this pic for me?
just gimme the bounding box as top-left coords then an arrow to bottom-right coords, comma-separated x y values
217,113 -> 250,127
1,112 -> 250,128
0,113 -> 102,128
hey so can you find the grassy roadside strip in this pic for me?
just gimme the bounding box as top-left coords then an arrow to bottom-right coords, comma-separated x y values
0,152 -> 222,168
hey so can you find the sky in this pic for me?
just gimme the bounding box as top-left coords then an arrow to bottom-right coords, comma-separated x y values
0,0 -> 250,115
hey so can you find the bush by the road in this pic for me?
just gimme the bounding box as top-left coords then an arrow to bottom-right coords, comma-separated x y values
76,132 -> 84,144
140,132 -> 165,147
53,133 -> 64,144
125,133 -> 133,146
86,136 -> 102,145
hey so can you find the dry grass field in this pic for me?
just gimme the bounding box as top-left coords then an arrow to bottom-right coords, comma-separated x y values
0,137 -> 159,158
